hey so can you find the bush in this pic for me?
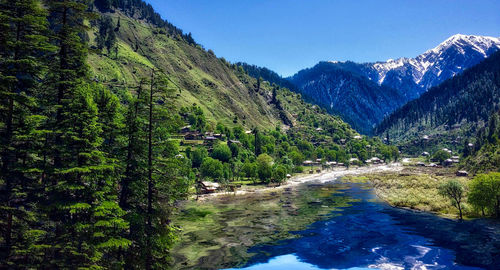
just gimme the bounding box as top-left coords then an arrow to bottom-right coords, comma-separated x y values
272,165 -> 287,184
293,166 -> 304,173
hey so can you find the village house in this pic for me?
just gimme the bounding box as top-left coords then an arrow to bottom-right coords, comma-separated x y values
179,125 -> 192,134
184,132 -> 203,140
203,136 -> 217,146
227,140 -> 241,147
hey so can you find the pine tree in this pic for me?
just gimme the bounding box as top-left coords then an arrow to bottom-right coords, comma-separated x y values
39,1 -> 130,268
136,70 -> 191,269
0,0 -> 53,266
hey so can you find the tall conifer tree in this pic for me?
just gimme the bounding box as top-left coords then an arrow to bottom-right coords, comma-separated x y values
0,0 -> 53,266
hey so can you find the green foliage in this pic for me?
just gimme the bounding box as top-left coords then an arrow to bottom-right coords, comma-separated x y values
241,161 -> 257,180
256,154 -> 273,183
191,147 -> 208,168
438,179 -> 465,219
200,157 -> 224,181
468,173 -> 500,217
272,165 -> 288,184
211,144 -> 232,163
432,150 -> 452,164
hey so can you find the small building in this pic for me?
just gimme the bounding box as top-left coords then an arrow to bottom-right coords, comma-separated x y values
228,140 -> 241,147
340,139 -> 347,144
303,160 -> 314,166
417,162 -> 426,167
427,163 -> 438,167
315,127 -> 323,131
245,130 -> 253,135
366,157 -> 383,164
349,158 -> 360,164
184,132 -> 202,140
203,136 -> 217,145
443,159 -> 454,166
180,125 -> 192,134
353,135 -> 362,140
316,158 -> 322,163
456,171 -> 468,177
286,174 -> 292,179
421,152 -> 430,157
200,181 -> 220,194
422,135 -> 430,141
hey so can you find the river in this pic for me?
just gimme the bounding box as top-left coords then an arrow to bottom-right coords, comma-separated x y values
172,177 -> 500,270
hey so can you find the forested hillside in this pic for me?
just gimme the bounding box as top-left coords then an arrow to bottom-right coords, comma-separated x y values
462,110 -> 500,173
375,51 -> 500,153
289,62 -> 407,134
0,0 -> 400,269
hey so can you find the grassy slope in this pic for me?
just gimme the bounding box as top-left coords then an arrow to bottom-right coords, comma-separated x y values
88,11 -> 280,129
86,11 -> 358,141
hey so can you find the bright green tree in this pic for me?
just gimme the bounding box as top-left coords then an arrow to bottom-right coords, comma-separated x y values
438,179 -> 466,220
256,154 -> 273,183
273,165 -> 287,184
469,173 -> 500,217
211,144 -> 232,163
200,157 -> 224,181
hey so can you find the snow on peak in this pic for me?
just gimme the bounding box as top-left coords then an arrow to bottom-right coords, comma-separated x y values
425,34 -> 500,57
370,34 -> 500,85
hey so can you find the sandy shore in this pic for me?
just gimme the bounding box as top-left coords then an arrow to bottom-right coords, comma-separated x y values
196,163 -> 404,201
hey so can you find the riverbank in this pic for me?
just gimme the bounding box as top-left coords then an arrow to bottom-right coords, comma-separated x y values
344,165 -> 473,219
195,163 -> 404,201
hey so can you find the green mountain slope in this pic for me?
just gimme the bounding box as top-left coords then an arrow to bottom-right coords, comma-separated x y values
88,11 -> 281,129
86,4 -> 368,141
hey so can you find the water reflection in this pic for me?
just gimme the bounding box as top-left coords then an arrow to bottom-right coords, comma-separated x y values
227,183 -> 499,270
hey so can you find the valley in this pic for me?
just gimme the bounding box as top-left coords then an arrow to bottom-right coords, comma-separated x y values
1,0 -> 499,269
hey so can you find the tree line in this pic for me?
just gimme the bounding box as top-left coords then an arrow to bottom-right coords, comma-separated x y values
0,1 -> 189,268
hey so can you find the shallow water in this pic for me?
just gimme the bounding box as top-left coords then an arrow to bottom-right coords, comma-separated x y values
225,182 -> 500,270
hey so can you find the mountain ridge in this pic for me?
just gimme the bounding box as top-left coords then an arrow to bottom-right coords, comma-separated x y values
286,34 -> 500,134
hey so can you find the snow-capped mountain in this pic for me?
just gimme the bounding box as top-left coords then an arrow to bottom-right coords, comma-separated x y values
369,34 -> 500,97
288,34 -> 500,134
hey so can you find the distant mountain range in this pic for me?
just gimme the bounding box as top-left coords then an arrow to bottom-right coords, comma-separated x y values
287,34 -> 500,134
375,50 -> 500,155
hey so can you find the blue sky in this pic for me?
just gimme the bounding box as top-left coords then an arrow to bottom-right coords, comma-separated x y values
145,0 -> 500,77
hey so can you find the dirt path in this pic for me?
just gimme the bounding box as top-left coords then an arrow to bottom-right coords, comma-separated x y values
196,163 -> 404,201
